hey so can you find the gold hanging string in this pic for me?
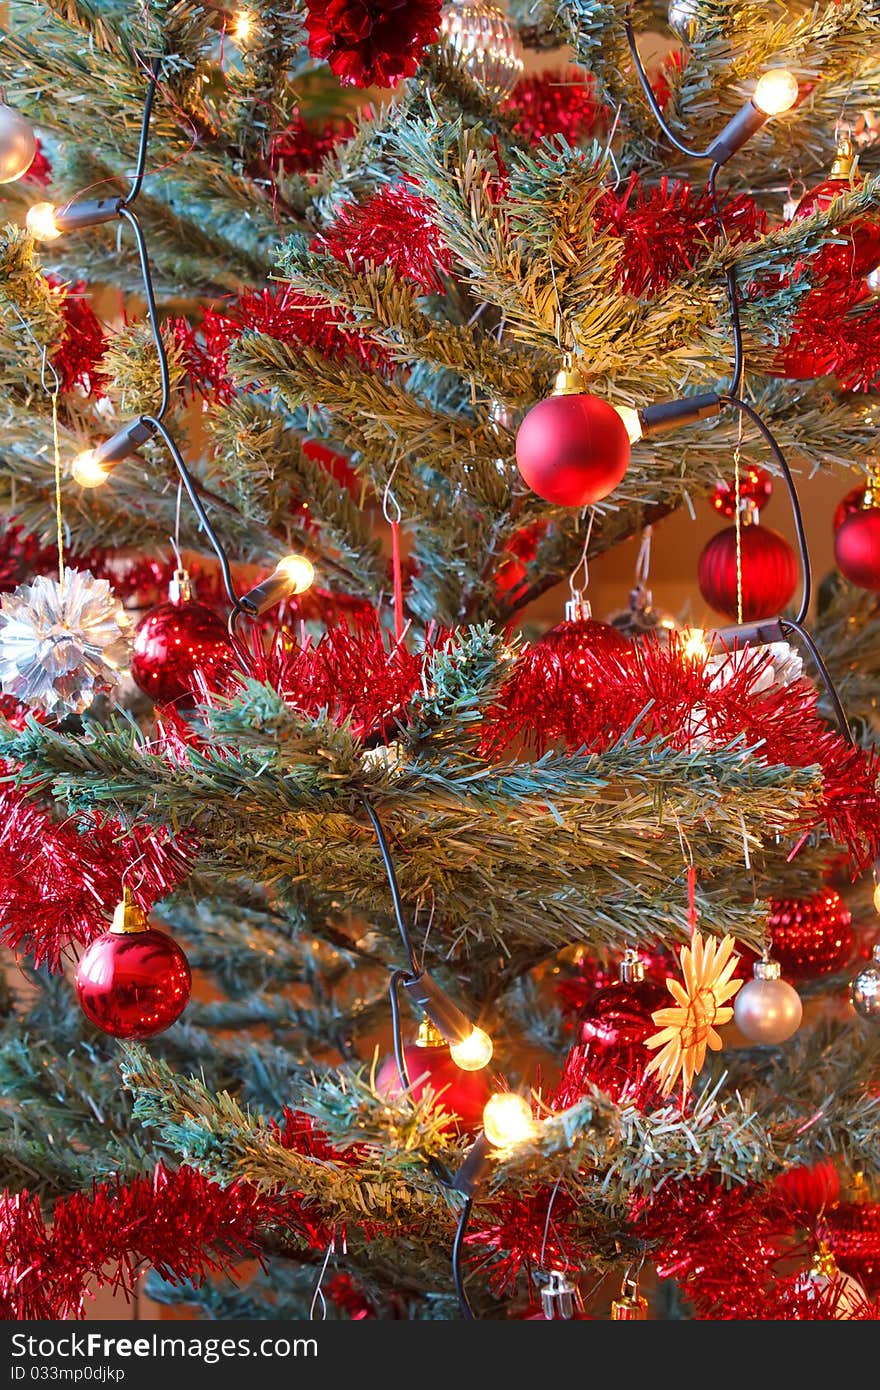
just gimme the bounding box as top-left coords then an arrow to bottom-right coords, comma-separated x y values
39,344 -> 64,582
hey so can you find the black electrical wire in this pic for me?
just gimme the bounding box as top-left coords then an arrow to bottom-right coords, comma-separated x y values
122,55 -> 163,208
622,8 -> 713,160
780,616 -> 854,744
360,796 -> 420,976
389,968 -> 413,1092
452,1197 -> 476,1319
719,394 -> 811,624
707,162 -> 745,400
118,206 -> 170,421
141,413 -> 249,614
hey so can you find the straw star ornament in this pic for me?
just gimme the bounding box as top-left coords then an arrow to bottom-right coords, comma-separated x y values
645,930 -> 742,1098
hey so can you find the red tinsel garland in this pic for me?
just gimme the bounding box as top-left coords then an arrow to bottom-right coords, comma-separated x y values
314,182 -> 451,294
465,1188 -> 581,1294
503,68 -> 605,145
0,1165 -> 292,1320
23,137 -> 52,186
46,277 -> 108,397
305,0 -> 441,88
593,173 -> 766,298
0,792 -> 193,971
269,110 -> 357,175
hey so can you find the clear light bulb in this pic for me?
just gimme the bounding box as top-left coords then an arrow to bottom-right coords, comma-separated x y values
681,627 -> 708,660
482,1092 -> 536,1148
232,9 -> 254,42
448,1026 -> 493,1072
26,202 -> 61,241
614,405 -> 644,444
753,69 -> 799,117
71,449 -> 111,488
275,554 -> 315,593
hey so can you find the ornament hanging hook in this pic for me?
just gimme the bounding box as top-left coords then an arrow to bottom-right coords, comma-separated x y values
568,507 -> 595,602
309,1230 -> 339,1321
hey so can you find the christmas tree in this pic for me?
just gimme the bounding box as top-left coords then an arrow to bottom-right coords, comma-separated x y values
1,0 -> 880,1322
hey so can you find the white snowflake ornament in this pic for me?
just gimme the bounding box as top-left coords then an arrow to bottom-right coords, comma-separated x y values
0,569 -> 132,715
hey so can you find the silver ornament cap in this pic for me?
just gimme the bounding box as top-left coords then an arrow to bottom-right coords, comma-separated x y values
851,945 -> 880,1022
0,104 -> 36,184
733,959 -> 803,1044
540,1270 -> 581,1320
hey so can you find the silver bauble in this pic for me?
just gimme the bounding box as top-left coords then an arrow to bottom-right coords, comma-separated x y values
795,1248 -> 870,1319
667,0 -> 703,42
0,104 -> 36,184
733,959 -> 802,1043
851,945 -> 880,1021
440,0 -> 524,100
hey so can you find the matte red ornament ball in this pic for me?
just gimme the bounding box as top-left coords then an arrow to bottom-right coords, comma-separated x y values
515,393 -> 631,507
75,927 -> 192,1038
697,524 -> 798,620
554,975 -> 667,1109
834,508 -> 880,590
768,891 -> 855,980
131,599 -> 234,707
833,485 -> 868,534
710,466 -> 773,518
375,1044 -> 490,1131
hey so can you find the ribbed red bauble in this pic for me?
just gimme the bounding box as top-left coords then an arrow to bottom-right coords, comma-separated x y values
833,485 -> 869,533
131,569 -> 234,707
768,891 -> 855,980
710,466 -> 773,519
697,524 -> 797,620
834,508 -> 880,590
375,1033 -> 490,1131
74,896 -> 191,1039
554,952 -> 667,1108
515,366 -> 630,507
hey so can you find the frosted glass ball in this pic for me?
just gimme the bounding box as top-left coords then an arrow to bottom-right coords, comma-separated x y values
734,975 -> 802,1044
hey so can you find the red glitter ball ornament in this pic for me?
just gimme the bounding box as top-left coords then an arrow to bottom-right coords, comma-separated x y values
710,466 -> 773,519
375,1040 -> 490,1131
697,524 -> 798,620
554,955 -> 667,1108
834,484 -> 869,533
834,507 -> 880,590
74,899 -> 191,1039
767,891 -> 855,980
131,572 -> 234,707
824,1203 -> 880,1294
538,614 -> 630,673
515,382 -> 630,507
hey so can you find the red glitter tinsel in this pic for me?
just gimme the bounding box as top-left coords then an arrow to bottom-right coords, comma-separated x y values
326,1273 -> 374,1318
0,791 -> 193,971
503,68 -> 605,145
269,109 -> 356,175
465,1188 -> 581,1294
0,1165 -> 292,1320
824,1203 -> 880,1294
23,137 -> 52,186
305,0 -> 441,88
47,277 -> 108,397
315,182 -> 451,294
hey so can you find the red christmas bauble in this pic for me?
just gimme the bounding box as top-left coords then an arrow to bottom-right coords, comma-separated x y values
710,466 -> 773,519
375,1044 -> 490,1131
791,176 -> 880,280
515,393 -> 630,507
833,485 -> 869,534
131,598 -> 234,706
824,1204 -> 880,1294
768,891 -> 855,981
538,616 -> 631,675
697,524 -> 798,620
75,926 -> 191,1038
554,975 -> 667,1108
834,508 -> 880,590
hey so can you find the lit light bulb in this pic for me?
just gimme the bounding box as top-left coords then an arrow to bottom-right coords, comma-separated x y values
613,405 -> 644,445
874,881 -> 880,915
71,449 -> 111,488
753,69 -> 799,117
681,627 -> 708,660
448,1026 -> 493,1072
26,202 -> 61,241
275,554 -> 315,594
482,1092 -> 536,1148
232,9 -> 254,42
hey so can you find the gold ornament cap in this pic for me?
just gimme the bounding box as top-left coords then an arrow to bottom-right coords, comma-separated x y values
811,1240 -> 839,1280
861,467 -> 880,510
415,1016 -> 447,1049
552,355 -> 586,397
829,131 -> 858,181
611,1273 -> 648,1320
111,888 -> 149,935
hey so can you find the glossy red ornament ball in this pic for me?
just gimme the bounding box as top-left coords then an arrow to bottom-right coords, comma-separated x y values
834,508 -> 880,590
375,1044 -> 490,1131
768,891 -> 855,981
710,466 -> 773,519
131,598 -> 234,707
515,393 -> 631,507
791,175 -> 880,280
538,617 -> 630,677
554,974 -> 667,1108
833,485 -> 869,534
75,927 -> 191,1038
697,524 -> 798,620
